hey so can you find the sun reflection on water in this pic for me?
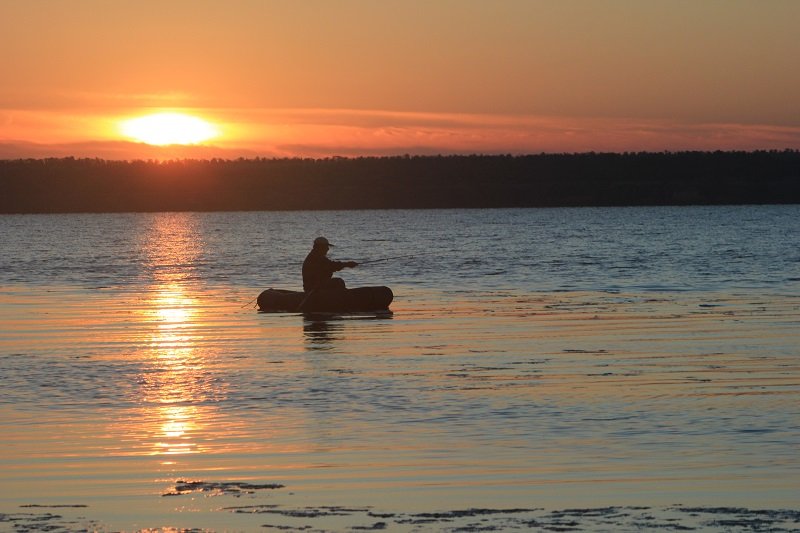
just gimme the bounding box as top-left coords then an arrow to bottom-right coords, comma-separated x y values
153,405 -> 201,457
154,293 -> 193,327
133,214 -> 221,460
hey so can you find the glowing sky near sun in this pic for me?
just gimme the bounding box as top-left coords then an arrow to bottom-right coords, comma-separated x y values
1,0 -> 799,159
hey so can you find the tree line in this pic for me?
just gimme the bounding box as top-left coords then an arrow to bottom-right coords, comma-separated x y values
1,151 -> 798,213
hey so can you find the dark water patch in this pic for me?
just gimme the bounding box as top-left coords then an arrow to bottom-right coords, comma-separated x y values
259,509 -> 340,518
550,506 -> 623,517
393,505 -> 797,531
705,518 -> 781,530
5,502 -> 800,532
163,479 -> 285,497
329,368 -> 358,374
394,517 -> 446,525
630,521 -> 696,531
410,508 -> 539,519
228,505 -> 371,518
669,507 -> 800,531
19,504 -> 88,508
225,504 -> 280,512
351,522 -> 388,530
0,510 -> 100,532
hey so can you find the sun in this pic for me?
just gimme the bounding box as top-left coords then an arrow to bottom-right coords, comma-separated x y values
120,112 -> 219,146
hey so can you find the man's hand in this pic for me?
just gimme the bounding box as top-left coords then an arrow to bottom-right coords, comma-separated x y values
346,261 -> 358,268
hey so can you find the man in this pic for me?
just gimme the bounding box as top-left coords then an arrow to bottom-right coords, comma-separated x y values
302,237 -> 358,293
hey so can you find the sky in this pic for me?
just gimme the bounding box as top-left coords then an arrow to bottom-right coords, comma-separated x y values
1,0 -> 799,159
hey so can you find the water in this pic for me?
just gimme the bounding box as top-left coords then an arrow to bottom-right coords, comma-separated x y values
1,206 -> 799,531
2,206 -> 798,293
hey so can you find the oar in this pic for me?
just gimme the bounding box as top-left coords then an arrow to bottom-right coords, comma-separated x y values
295,287 -> 315,312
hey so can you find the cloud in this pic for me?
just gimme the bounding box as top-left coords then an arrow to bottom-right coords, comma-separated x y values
0,140 -> 263,160
2,107 -> 799,160
235,109 -> 800,157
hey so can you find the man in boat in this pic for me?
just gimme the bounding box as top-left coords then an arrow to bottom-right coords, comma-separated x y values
302,236 -> 358,293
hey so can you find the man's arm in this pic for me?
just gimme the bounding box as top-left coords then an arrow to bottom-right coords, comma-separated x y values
328,259 -> 358,271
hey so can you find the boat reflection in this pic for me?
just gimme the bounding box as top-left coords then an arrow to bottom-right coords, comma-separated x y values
302,312 -> 393,350
302,317 -> 344,349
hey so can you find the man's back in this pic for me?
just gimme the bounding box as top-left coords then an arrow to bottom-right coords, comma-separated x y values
302,250 -> 343,292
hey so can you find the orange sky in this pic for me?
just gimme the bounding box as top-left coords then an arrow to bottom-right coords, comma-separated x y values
1,0 -> 799,159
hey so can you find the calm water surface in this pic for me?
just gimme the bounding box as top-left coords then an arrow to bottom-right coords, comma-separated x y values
0,207 -> 798,531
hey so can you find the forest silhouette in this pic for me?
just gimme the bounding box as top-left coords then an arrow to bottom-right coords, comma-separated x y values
1,151 -> 798,213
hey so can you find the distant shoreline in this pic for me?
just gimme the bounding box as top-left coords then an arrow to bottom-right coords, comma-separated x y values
1,151 -> 799,214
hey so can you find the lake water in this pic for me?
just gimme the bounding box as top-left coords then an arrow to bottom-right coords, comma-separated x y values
1,206 -> 798,532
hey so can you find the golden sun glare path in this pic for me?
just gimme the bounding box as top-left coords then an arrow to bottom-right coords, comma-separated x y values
120,112 -> 219,146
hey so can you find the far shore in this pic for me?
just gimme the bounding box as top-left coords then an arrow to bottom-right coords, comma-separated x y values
1,151 -> 799,213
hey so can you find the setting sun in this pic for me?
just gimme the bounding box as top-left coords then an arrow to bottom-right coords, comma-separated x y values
120,112 -> 218,146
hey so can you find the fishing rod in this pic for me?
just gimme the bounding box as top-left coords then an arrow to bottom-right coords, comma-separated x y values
357,252 -> 433,265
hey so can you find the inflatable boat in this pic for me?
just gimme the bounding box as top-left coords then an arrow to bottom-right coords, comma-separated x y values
257,286 -> 393,313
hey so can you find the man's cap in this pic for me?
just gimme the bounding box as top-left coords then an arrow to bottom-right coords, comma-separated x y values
314,236 -> 333,247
